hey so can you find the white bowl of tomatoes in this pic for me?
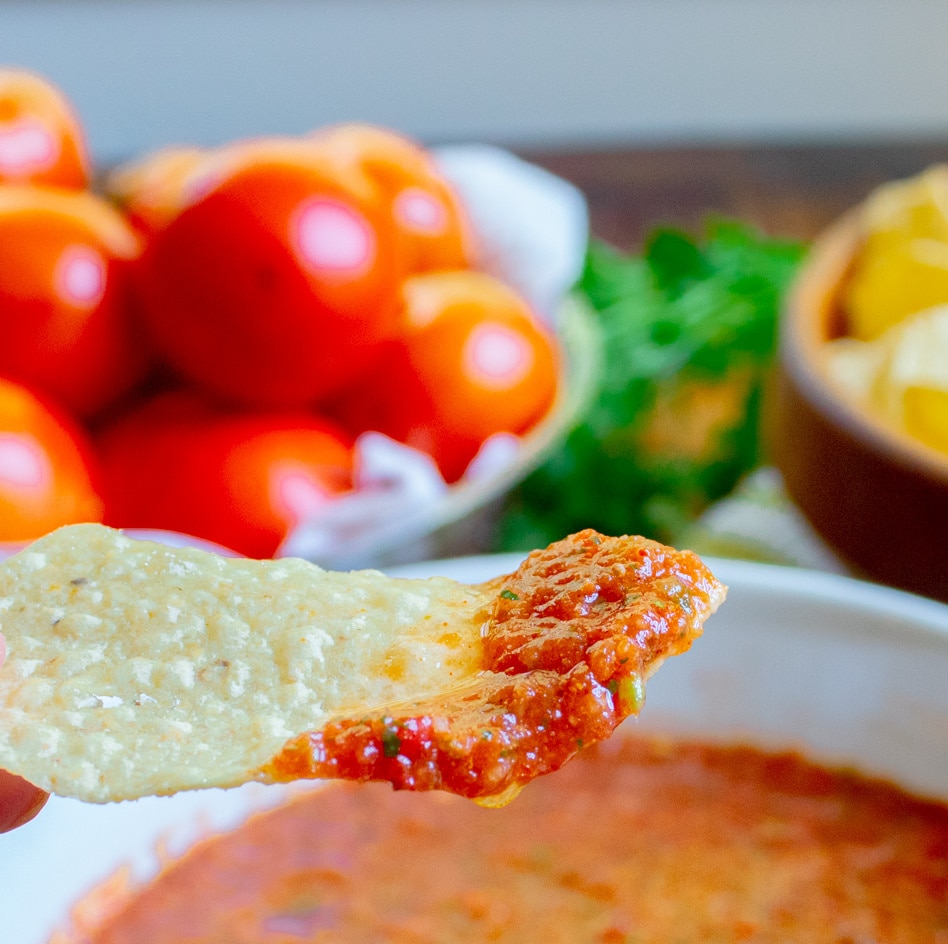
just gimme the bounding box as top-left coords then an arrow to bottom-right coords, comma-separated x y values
0,71 -> 592,566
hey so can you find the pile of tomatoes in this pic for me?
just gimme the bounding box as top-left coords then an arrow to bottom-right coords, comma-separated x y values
0,70 -> 560,558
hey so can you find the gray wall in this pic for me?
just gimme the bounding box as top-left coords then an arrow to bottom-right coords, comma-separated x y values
3,0 -> 948,163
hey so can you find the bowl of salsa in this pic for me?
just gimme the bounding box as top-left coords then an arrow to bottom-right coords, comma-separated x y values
8,552 -> 948,943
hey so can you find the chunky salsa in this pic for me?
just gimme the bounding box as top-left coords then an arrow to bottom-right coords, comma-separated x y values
54,735 -> 948,942
266,529 -> 722,801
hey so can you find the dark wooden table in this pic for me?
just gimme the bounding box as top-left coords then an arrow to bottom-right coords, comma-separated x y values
519,139 -> 948,249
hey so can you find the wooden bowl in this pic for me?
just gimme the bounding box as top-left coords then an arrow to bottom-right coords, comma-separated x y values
768,214 -> 948,602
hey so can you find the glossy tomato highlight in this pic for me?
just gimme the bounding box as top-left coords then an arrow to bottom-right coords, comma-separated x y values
136,138 -> 407,408
0,69 -> 89,189
341,271 -> 559,482
0,376 -> 104,543
98,392 -> 354,558
0,186 -> 146,418
314,123 -> 475,274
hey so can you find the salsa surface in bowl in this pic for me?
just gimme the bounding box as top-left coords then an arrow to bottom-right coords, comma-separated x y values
53,733 -> 948,942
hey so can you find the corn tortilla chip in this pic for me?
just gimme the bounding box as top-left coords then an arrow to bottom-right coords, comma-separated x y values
0,524 -> 725,803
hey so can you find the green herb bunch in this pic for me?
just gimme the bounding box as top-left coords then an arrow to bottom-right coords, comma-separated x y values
499,219 -> 805,550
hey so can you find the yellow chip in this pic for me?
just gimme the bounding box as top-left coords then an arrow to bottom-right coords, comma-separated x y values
904,386 -> 948,454
860,164 -> 948,244
869,304 -> 948,424
0,524 -> 725,804
825,303 -> 948,458
844,237 -> 948,341
844,165 -> 948,340
822,336 -> 885,407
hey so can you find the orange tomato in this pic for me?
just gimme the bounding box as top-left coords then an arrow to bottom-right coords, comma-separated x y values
98,391 -> 354,558
0,376 -> 104,543
0,185 -> 147,417
0,69 -> 89,189
136,138 -> 407,408
104,145 -> 205,235
315,123 -> 475,274
339,271 -> 559,482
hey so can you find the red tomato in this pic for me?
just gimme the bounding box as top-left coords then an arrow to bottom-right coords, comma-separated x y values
136,137 -> 407,408
338,271 -> 559,482
0,185 -> 147,418
0,69 -> 89,189
314,123 -> 475,274
104,145 -> 205,235
95,389 -> 211,530
0,376 -> 104,542
98,392 -> 354,558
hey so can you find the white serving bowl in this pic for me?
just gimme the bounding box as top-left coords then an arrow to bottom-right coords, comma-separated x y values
3,554 -> 948,943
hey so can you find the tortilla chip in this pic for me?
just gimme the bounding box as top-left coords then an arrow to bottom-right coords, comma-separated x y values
0,525 -> 724,803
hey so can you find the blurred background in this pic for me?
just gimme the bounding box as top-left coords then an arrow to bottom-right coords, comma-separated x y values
2,0 -> 948,160
3,0 -> 948,595
5,0 -> 948,244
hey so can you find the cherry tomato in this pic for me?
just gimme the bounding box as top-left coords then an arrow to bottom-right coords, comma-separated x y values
104,145 -> 205,235
136,137 -> 406,408
0,185 -> 147,418
339,271 -> 559,482
98,391 -> 354,558
315,123 -> 475,274
95,388 -> 211,530
0,69 -> 89,189
0,376 -> 104,543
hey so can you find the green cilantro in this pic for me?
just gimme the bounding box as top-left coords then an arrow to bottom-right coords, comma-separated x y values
500,219 -> 804,549
380,724 -> 401,759
500,589 -> 520,601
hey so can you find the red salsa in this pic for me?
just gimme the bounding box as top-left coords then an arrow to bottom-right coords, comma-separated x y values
265,530 -> 723,800
55,735 -> 948,942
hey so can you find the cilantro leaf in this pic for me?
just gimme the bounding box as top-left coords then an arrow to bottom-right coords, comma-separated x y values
499,219 -> 805,550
